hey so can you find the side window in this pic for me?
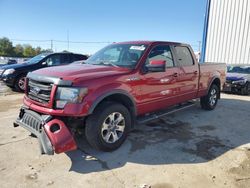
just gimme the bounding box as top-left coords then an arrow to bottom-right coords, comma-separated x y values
146,45 -> 174,68
73,54 -> 88,61
46,55 -> 61,66
61,54 -> 70,64
174,46 -> 194,66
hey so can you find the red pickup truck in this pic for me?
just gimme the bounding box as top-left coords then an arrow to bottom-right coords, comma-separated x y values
14,41 -> 226,155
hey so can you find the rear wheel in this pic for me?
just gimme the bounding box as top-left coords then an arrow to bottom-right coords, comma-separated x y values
85,102 -> 131,151
14,75 -> 26,92
200,84 -> 219,110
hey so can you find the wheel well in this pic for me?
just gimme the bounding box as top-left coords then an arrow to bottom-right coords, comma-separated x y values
14,73 -> 27,83
102,94 -> 135,114
211,78 -> 220,89
211,78 -> 221,98
92,93 -> 136,127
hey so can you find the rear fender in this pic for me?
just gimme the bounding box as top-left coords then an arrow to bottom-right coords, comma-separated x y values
207,76 -> 221,98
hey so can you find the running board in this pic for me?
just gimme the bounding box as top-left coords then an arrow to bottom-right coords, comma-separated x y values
136,101 -> 196,124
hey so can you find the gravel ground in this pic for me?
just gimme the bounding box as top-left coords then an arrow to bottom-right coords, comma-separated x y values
0,87 -> 249,188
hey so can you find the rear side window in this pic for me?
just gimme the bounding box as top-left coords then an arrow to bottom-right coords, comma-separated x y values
175,46 -> 194,66
73,54 -> 88,61
61,54 -> 70,64
146,45 -> 174,68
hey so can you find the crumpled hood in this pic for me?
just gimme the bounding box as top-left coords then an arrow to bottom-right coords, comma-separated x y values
33,64 -> 131,82
226,72 -> 249,81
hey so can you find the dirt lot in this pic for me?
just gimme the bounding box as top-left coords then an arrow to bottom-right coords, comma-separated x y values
0,85 -> 249,188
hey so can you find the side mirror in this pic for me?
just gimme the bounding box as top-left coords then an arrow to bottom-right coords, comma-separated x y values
146,60 -> 166,72
42,61 -> 47,66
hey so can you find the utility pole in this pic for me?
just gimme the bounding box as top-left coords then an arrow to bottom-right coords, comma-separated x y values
198,41 -> 201,52
67,30 -> 69,51
51,40 -> 53,52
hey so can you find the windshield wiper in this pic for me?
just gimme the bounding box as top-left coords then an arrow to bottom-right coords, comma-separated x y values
102,61 -> 119,68
92,61 -> 119,68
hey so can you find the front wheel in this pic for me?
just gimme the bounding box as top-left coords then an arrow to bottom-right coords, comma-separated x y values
85,102 -> 131,151
200,84 -> 219,110
14,75 -> 26,92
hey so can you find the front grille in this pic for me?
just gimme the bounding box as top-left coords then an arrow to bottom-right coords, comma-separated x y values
20,111 -> 42,132
28,79 -> 53,104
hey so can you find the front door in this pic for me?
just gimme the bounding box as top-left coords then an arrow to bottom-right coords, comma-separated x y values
138,45 -> 181,114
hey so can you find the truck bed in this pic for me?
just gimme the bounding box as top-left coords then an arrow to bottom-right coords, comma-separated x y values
198,62 -> 226,97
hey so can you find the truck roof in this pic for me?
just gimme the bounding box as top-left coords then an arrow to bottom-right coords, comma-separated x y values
116,40 -> 187,46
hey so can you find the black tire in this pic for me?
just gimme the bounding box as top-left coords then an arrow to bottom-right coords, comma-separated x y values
14,74 -> 26,92
200,84 -> 219,110
241,82 -> 250,95
85,102 -> 131,151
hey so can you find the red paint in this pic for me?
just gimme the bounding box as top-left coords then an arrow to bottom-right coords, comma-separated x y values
21,41 -> 226,154
44,119 -> 77,154
25,41 -> 226,116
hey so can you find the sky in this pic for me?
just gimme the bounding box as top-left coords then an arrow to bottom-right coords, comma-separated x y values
0,0 -> 207,54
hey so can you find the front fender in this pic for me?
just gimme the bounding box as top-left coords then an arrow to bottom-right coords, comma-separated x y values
83,83 -> 137,115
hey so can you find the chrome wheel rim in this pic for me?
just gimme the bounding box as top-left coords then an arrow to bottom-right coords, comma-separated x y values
209,89 -> 217,106
101,112 -> 125,144
18,77 -> 25,90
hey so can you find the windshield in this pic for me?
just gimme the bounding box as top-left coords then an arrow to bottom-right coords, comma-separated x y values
227,66 -> 250,74
85,44 -> 148,68
25,53 -> 49,64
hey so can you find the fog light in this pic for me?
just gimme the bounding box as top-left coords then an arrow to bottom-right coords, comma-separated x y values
50,124 -> 60,133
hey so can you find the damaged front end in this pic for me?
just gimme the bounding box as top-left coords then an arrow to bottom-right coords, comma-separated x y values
14,106 -> 77,155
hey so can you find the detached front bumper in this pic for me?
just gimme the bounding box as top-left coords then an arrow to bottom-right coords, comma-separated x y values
14,106 -> 77,155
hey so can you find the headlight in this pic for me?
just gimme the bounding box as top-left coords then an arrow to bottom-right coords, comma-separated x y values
2,69 -> 15,75
0,69 -> 4,75
55,87 -> 88,109
232,79 -> 247,85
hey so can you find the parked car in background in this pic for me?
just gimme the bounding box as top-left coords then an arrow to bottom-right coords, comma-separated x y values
223,65 -> 250,95
0,59 -> 17,67
0,52 -> 88,91
70,60 -> 86,65
14,41 -> 226,155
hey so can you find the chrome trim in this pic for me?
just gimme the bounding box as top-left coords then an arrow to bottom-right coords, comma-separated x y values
27,72 -> 72,86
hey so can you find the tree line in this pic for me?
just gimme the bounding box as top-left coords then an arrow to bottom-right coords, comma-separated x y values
0,37 -> 52,57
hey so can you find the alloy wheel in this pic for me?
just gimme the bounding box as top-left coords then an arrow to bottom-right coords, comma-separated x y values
18,77 -> 25,91
101,112 -> 125,144
209,88 -> 217,106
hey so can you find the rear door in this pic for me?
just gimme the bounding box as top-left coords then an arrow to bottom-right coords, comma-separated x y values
73,54 -> 88,61
60,54 -> 71,65
173,45 -> 199,101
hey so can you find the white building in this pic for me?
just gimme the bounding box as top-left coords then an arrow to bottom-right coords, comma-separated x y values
201,0 -> 250,65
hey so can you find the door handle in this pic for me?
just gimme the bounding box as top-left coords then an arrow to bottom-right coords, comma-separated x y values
172,73 -> 178,77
